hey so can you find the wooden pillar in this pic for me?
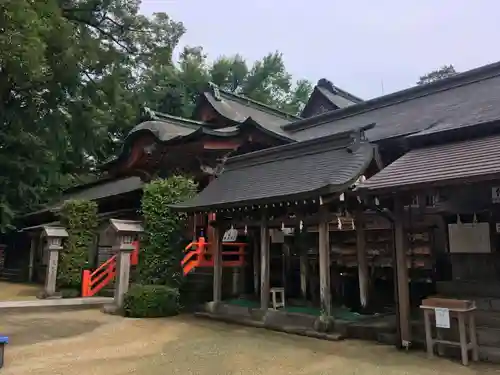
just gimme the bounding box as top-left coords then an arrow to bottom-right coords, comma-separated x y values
394,196 -> 411,347
300,251 -> 308,300
28,233 -> 37,282
318,205 -> 332,316
253,236 -> 260,297
260,214 -> 270,310
355,207 -> 369,308
212,225 -> 222,303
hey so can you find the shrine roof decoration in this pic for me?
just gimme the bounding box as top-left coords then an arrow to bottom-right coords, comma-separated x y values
301,79 -> 363,118
195,82 -> 301,139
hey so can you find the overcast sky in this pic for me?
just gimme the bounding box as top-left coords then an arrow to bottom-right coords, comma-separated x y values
140,1 -> 499,99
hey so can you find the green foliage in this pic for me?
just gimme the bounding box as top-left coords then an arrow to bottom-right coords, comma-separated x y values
144,48 -> 313,117
0,1 -> 311,232
57,199 -> 98,290
138,176 -> 197,287
123,284 -> 180,318
417,64 -> 458,85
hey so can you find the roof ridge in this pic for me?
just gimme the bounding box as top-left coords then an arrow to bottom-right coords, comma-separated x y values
317,78 -> 364,103
140,107 -> 204,129
225,123 -> 374,170
210,84 -> 301,120
285,60 -> 500,132
63,175 -> 141,195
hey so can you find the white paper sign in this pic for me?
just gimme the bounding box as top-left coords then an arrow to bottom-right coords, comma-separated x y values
435,307 -> 450,329
492,187 -> 500,203
222,229 -> 238,243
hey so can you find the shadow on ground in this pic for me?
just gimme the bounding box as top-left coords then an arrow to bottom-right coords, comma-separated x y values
0,314 -> 103,346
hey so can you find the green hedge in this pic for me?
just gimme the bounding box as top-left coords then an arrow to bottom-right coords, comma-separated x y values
137,176 -> 197,287
123,284 -> 180,318
57,199 -> 97,290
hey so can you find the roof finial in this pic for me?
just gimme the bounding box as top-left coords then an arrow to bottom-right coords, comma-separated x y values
208,82 -> 221,101
140,106 -> 155,121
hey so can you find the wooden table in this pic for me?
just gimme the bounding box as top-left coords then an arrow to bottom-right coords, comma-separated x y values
420,298 -> 478,366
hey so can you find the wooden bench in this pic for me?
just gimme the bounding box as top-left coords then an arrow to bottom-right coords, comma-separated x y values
0,336 -> 8,368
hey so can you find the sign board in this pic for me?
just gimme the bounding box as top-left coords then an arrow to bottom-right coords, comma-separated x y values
492,187 -> 500,203
496,223 -> 500,233
222,229 -> 238,243
435,307 -> 450,329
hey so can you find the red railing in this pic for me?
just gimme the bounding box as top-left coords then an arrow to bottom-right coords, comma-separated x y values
181,237 -> 246,276
82,241 -> 139,297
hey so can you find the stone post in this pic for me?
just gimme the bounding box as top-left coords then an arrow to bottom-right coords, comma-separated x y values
107,219 -> 143,308
41,227 -> 68,298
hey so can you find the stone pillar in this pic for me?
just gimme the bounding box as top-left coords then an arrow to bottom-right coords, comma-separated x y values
106,219 -> 143,308
114,243 -> 134,308
41,227 -> 68,298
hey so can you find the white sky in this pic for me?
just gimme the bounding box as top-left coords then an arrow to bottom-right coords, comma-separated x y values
140,0 -> 500,99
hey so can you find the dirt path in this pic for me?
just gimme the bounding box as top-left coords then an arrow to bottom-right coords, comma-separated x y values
0,309 -> 498,375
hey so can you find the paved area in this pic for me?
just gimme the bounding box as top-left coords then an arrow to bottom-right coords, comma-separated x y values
1,309 -> 500,375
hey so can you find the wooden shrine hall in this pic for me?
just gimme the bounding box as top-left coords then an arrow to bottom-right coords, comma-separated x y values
172,125 -> 380,320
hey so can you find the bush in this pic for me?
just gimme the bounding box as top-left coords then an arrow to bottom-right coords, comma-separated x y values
138,176 -> 197,287
57,199 -> 98,290
123,284 -> 180,318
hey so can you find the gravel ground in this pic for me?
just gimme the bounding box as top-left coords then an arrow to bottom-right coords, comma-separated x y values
1,309 -> 499,375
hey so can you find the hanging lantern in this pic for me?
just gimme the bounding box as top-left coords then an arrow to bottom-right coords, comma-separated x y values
244,225 -> 248,235
337,216 -> 342,230
299,220 -> 304,232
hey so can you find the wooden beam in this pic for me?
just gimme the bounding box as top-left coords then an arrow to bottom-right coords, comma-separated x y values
260,214 -> 270,310
355,206 -> 369,309
394,195 -> 411,348
212,211 -> 340,229
212,225 -> 222,303
318,205 -> 332,316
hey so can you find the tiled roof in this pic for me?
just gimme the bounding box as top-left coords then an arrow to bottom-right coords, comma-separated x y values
286,61 -> 500,142
202,85 -> 300,139
23,176 -> 144,218
173,132 -> 374,211
358,134 -> 500,192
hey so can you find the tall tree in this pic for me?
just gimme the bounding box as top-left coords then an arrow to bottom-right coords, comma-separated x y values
0,0 -> 311,232
142,49 -> 312,118
0,0 -> 185,231
417,65 -> 458,85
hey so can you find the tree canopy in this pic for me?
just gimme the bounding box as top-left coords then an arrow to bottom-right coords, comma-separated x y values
416,65 -> 458,85
0,0 -> 312,231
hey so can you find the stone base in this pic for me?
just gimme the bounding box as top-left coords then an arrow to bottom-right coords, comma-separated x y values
36,290 -> 62,300
101,304 -> 122,316
199,302 -> 342,341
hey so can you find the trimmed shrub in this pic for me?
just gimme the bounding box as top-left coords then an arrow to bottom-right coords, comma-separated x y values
57,199 -> 98,291
137,176 -> 197,287
123,284 -> 180,318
